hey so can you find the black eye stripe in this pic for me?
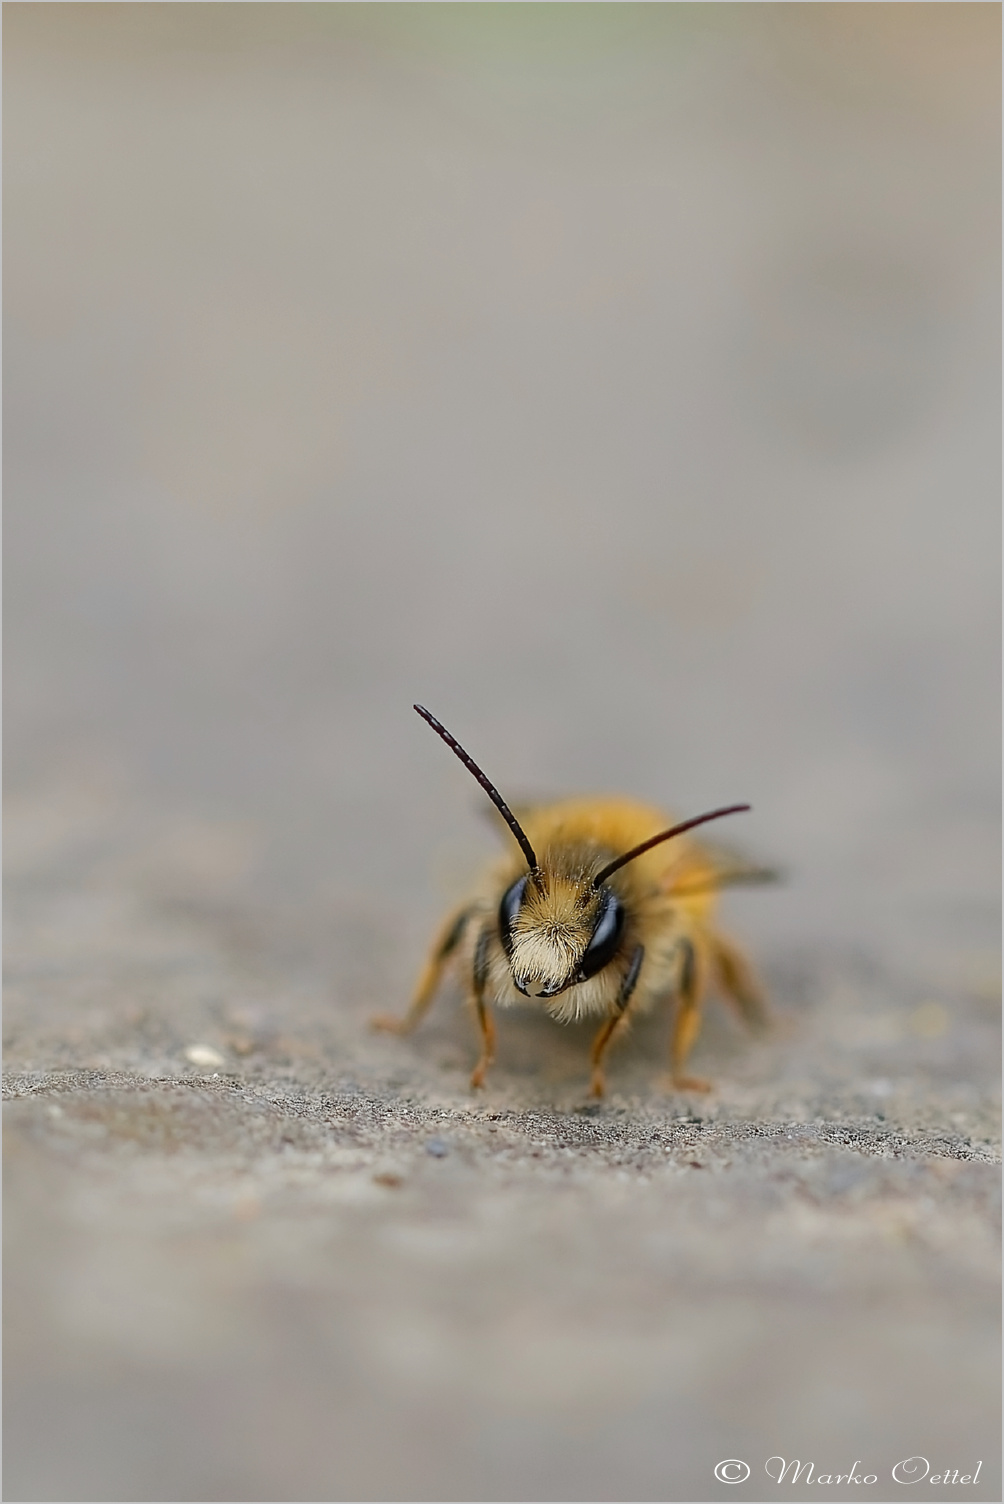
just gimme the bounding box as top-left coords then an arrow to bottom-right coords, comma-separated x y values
577,890 -> 625,981
498,875 -> 528,959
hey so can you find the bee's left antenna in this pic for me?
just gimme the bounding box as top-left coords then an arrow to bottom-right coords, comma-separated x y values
592,805 -> 751,887
414,705 -> 539,873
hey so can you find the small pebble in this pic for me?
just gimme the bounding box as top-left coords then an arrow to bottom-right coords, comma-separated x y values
185,1044 -> 226,1069
425,1137 -> 449,1158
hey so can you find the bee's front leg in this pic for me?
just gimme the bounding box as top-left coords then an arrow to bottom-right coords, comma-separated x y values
371,905 -> 473,1036
589,944 -> 645,1098
468,927 -> 496,1090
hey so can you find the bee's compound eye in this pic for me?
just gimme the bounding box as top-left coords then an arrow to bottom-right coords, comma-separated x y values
578,889 -> 625,981
498,874 -> 529,959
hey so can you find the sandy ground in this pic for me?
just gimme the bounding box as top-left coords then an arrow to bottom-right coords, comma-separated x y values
3,786 -> 1000,1500
4,8 -> 1000,1500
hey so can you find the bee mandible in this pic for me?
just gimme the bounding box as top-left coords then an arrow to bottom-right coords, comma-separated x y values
373,706 -> 772,1097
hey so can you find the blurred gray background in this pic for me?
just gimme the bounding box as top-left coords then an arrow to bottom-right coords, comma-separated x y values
4,6 -> 1000,1501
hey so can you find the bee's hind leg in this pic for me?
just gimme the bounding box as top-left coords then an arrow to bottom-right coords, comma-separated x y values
710,932 -> 768,1032
371,905 -> 474,1036
468,927 -> 496,1090
669,937 -> 712,1092
589,945 -> 644,1098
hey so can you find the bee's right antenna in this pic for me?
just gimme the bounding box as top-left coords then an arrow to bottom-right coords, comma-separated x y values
414,705 -> 539,874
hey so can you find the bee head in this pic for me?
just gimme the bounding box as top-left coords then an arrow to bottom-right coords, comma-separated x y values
412,704 -> 750,999
498,871 -> 625,999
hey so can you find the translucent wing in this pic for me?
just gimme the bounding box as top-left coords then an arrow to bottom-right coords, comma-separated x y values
665,838 -> 783,896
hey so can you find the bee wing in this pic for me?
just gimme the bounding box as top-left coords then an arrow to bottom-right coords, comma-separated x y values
666,838 -> 783,896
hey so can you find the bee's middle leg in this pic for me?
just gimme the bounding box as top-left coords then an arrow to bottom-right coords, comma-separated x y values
589,945 -> 644,1098
371,905 -> 473,1035
710,931 -> 768,1032
670,936 -> 712,1092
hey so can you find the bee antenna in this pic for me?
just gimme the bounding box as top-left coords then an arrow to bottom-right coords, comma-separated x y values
592,805 -> 751,888
414,705 -> 539,874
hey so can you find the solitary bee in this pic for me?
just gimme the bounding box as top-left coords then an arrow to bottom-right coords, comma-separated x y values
373,706 -> 773,1097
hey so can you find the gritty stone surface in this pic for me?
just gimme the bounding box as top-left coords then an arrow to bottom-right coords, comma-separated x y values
4,790 -> 1000,1501
4,7 -> 1000,1501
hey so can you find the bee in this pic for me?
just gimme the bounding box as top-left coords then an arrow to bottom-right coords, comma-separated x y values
373,706 -> 773,1098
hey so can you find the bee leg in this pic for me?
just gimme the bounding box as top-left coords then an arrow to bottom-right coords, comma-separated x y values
670,936 -> 712,1093
468,927 -> 496,1090
589,945 -> 644,1099
371,906 -> 473,1035
710,932 -> 768,1032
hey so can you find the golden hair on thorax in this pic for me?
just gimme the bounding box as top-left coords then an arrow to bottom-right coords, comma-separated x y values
372,706 -> 774,1097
